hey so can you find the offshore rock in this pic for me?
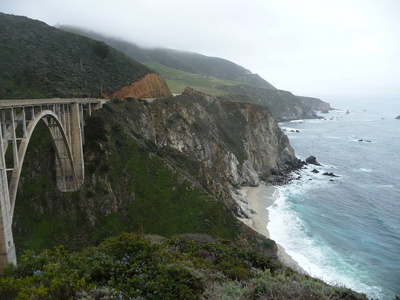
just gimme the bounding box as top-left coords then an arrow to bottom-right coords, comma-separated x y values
323,172 -> 339,177
396,115 -> 400,119
306,156 -> 321,166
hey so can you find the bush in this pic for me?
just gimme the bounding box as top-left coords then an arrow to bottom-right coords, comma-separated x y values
0,233 -> 368,299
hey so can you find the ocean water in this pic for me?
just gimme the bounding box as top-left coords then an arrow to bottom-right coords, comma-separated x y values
268,100 -> 400,299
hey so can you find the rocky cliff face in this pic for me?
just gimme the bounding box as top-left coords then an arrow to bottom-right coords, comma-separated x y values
217,84 -> 318,121
297,96 -> 332,111
115,87 -> 300,188
13,90 -> 300,252
112,73 -> 172,99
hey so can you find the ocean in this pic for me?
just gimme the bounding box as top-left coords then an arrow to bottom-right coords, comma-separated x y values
268,99 -> 400,299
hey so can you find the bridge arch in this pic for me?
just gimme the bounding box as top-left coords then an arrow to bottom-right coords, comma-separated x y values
0,99 -> 103,273
8,110 -> 77,218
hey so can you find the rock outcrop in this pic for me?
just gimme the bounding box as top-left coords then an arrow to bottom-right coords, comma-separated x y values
217,84 -> 318,121
115,87 -> 300,189
306,155 -> 321,166
297,96 -> 332,112
113,73 -> 172,99
396,115 -> 400,119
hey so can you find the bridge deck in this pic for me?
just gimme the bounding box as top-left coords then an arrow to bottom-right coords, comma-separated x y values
0,98 -> 105,108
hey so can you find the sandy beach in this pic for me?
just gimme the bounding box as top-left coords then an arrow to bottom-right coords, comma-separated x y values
241,183 -> 307,274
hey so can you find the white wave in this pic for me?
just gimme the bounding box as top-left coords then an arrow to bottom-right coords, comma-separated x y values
267,178 -> 385,299
281,127 -> 301,133
360,168 -> 372,173
380,184 -> 394,189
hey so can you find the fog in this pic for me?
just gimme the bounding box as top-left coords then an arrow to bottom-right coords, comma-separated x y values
1,0 -> 399,102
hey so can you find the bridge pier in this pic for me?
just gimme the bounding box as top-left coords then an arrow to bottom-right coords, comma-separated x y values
0,134 -> 16,271
0,98 -> 104,274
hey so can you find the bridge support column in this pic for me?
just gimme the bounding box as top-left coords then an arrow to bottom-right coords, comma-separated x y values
70,103 -> 84,189
0,133 -> 16,274
53,103 -> 84,191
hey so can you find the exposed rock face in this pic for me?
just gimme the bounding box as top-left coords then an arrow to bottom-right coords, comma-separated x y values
297,96 -> 332,111
112,87 -> 301,189
217,84 -> 318,121
396,115 -> 400,119
112,73 -> 172,99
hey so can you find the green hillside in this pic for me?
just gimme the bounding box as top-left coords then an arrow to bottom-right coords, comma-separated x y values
10,98 -> 367,299
147,63 -> 240,95
145,47 -> 276,89
0,13 -> 152,99
59,26 -> 275,95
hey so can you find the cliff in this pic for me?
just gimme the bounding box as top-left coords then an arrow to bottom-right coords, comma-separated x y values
10,96 -> 367,300
119,87 -> 300,188
217,84 -> 318,121
13,90 -> 300,253
297,95 -> 333,111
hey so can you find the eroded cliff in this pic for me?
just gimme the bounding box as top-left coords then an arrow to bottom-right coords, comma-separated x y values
14,90 -> 300,253
297,96 -> 333,111
217,84 -> 318,121
114,87 -> 299,187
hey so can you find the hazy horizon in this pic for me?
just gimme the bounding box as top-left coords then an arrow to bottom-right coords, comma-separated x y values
1,0 -> 399,102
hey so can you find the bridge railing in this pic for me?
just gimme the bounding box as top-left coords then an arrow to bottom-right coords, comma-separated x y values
0,98 -> 105,108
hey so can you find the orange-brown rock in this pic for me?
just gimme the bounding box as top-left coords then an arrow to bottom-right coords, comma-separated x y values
113,73 -> 172,99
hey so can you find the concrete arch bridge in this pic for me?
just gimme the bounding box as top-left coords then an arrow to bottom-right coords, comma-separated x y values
0,99 -> 104,272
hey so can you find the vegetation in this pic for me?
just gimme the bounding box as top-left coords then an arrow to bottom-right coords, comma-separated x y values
0,13 -> 152,99
0,233 -> 367,300
13,102 -> 240,254
1,14 -> 368,299
146,63 -> 241,96
59,25 -> 276,93
217,84 -> 317,121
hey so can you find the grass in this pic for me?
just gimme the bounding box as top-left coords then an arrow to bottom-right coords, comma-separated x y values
146,63 -> 240,95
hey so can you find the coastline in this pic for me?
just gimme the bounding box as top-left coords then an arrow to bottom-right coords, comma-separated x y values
241,183 -> 307,275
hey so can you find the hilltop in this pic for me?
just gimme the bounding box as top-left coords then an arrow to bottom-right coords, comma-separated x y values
0,13 -> 171,99
59,25 -> 331,120
59,25 -> 276,90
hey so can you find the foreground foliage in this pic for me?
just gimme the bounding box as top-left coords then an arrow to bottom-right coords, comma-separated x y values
0,233 -> 368,299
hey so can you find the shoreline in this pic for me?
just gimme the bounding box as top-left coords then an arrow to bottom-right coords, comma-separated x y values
241,183 -> 307,275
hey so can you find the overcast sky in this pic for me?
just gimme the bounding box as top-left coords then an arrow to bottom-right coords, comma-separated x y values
1,0 -> 399,103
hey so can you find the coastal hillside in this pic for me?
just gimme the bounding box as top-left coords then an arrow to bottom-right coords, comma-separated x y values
10,96 -> 368,299
297,95 -> 333,111
59,25 -> 276,90
14,91 -> 300,253
144,48 -> 276,89
0,13 -> 171,99
59,25 -> 332,119
0,13 -> 369,299
217,84 -> 319,121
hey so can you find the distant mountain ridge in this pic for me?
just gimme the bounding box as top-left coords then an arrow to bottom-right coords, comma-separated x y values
59,25 -> 331,120
59,25 -> 276,90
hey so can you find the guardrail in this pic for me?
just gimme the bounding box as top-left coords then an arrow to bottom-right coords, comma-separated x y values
0,98 -> 104,108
